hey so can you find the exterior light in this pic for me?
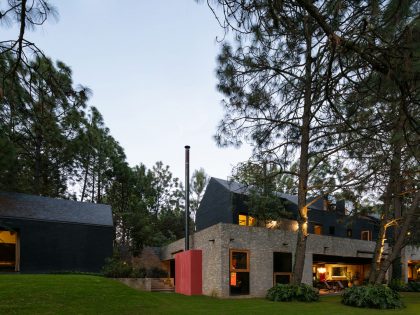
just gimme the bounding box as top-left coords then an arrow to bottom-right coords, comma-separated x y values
317,267 -> 327,273
266,220 -> 277,229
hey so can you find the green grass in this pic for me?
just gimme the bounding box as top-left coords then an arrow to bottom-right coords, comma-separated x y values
0,275 -> 419,315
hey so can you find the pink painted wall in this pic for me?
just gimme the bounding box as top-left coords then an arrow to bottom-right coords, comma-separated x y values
175,250 -> 202,295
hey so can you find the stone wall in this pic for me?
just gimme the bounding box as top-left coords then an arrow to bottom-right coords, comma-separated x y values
161,224 -> 224,297
161,223 -> 395,298
401,245 -> 420,282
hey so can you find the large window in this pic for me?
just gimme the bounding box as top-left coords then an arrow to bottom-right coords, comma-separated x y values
273,252 -> 292,285
238,214 -> 256,227
0,230 -> 17,271
332,266 -> 347,278
230,249 -> 250,295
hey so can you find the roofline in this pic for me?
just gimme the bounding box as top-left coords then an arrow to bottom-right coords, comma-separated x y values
0,215 -> 114,228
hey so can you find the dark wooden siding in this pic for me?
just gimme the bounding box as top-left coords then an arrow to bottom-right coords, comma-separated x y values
0,217 -> 113,273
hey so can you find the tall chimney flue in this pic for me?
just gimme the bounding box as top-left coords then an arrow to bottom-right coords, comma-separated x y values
184,145 -> 190,251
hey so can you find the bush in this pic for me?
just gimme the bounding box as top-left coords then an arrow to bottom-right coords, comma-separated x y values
341,284 -> 403,309
102,257 -> 168,278
390,279 -> 420,292
407,281 -> 420,292
389,279 -> 407,291
131,267 -> 147,278
146,267 -> 168,278
266,284 -> 319,302
102,257 -> 133,278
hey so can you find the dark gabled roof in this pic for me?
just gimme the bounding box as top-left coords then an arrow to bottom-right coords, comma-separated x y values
0,192 -> 113,227
212,177 -> 324,211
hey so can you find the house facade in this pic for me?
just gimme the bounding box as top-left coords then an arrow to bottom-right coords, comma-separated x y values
0,192 -> 113,273
160,177 -> 420,298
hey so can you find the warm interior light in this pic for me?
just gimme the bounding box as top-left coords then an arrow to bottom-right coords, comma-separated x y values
317,267 -> 327,274
238,214 -> 247,226
230,272 -> 237,286
266,220 -> 277,229
0,230 -> 16,244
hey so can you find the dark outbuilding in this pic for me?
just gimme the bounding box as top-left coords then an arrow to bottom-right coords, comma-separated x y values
0,192 -> 113,273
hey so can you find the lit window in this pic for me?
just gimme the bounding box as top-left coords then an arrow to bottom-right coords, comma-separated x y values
314,225 -> 322,235
230,250 -> 250,295
238,214 -> 256,226
248,216 -> 256,226
0,230 -> 17,270
361,230 -> 372,241
238,214 -> 247,226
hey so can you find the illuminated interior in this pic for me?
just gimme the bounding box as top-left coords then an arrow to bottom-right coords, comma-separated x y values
266,220 -> 277,229
0,230 -> 17,270
314,224 -> 322,235
313,263 -> 370,284
408,260 -> 420,281
230,249 -> 250,295
238,214 -> 256,227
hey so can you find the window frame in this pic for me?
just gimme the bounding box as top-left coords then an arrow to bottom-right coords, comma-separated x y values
273,272 -> 291,285
238,214 -> 256,227
313,224 -> 323,235
230,249 -> 250,272
361,230 -> 372,241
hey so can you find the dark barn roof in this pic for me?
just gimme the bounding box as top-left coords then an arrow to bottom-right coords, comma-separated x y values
0,192 -> 113,227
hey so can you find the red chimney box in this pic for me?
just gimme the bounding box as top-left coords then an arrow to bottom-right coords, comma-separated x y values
175,249 -> 202,295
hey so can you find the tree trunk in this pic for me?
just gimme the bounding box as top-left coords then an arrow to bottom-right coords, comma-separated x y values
291,16 -> 312,285
80,155 -> 90,202
34,134 -> 42,195
91,155 -> 96,202
369,105 -> 404,283
375,191 -> 420,284
368,214 -> 388,283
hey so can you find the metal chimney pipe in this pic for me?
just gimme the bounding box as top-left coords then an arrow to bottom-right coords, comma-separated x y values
184,145 -> 190,251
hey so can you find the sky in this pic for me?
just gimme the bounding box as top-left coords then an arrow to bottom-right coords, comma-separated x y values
4,0 -> 252,181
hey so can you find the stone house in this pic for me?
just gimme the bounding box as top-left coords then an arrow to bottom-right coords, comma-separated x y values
160,178 -> 420,297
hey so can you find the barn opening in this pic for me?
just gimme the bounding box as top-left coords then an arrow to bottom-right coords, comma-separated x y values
0,229 -> 19,271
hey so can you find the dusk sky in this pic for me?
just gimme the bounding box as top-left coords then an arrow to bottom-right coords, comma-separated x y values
4,0 -> 252,181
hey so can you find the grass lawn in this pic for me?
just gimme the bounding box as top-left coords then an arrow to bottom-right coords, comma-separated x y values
0,275 -> 419,315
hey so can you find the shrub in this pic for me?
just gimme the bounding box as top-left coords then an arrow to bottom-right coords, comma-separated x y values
389,279 -> 408,292
102,257 -> 133,278
266,284 -> 319,302
390,279 -> 420,292
102,257 -> 169,278
146,267 -> 168,278
407,281 -> 420,292
131,267 -> 147,278
341,285 -> 403,309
